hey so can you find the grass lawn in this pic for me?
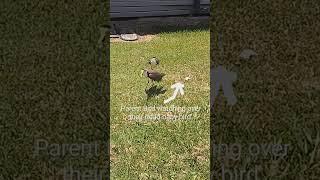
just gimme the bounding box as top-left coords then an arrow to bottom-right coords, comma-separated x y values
1,1 -> 108,178
110,30 -> 210,179
211,1 -> 320,178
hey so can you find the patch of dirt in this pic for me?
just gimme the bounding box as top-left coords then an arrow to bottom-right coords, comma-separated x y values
110,35 -> 157,43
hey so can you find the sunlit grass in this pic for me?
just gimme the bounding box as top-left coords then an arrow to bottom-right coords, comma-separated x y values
110,30 -> 210,179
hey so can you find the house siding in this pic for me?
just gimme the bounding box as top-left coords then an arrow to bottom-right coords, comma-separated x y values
110,0 -> 210,18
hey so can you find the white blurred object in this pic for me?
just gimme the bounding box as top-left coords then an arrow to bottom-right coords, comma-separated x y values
164,82 -> 185,104
184,76 -> 191,81
240,49 -> 257,60
120,33 -> 138,41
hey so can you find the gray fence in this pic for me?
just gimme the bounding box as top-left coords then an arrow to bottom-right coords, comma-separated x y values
110,0 -> 210,18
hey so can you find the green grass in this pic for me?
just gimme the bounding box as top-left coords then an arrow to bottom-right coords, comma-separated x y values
1,1 -> 108,179
211,1 -> 320,179
110,30 -> 210,179
2,0 -> 319,179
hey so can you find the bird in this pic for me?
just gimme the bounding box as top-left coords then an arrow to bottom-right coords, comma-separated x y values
148,57 -> 159,69
141,69 -> 165,87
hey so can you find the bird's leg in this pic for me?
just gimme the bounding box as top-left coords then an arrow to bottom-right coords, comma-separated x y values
146,79 -> 149,89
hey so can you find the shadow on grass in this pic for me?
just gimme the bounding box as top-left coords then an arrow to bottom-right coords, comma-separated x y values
145,85 -> 167,100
